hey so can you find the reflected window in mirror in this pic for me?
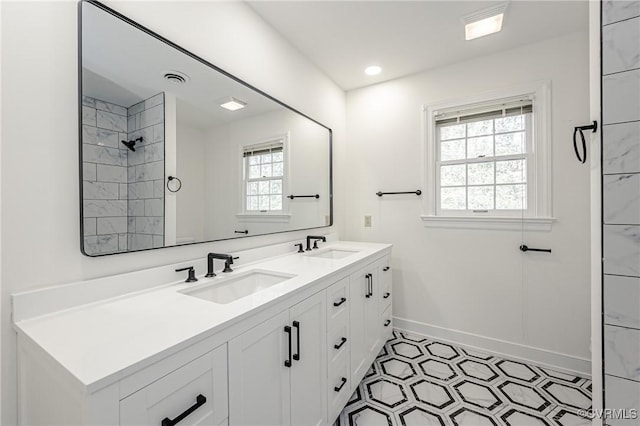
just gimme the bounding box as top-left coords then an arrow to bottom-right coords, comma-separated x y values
243,137 -> 287,214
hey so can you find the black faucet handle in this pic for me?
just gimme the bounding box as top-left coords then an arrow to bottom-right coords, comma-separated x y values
313,240 -> 319,249
294,243 -> 304,253
176,266 -> 198,283
223,256 -> 239,273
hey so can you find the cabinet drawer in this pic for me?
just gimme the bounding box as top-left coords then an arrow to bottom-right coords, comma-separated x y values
328,322 -> 349,365
120,345 -> 228,426
327,278 -> 349,323
328,351 -> 350,424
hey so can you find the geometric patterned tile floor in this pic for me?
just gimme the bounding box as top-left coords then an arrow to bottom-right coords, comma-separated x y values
338,330 -> 592,426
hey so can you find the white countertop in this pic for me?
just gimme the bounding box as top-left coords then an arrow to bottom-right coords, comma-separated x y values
13,241 -> 391,393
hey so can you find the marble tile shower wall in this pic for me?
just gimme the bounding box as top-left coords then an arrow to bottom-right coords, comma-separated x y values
82,96 -> 129,255
126,93 -> 165,251
82,93 -> 165,254
602,1 -> 640,423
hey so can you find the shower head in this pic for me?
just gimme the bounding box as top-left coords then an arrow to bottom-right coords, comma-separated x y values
121,137 -> 143,152
121,140 -> 136,152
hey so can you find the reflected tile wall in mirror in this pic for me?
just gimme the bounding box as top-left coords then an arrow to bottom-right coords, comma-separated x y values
82,93 -> 165,255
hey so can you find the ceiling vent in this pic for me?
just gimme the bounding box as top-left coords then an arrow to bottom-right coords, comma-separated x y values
163,70 -> 190,84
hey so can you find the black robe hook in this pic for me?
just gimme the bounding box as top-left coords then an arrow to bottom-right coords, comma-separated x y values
573,121 -> 597,164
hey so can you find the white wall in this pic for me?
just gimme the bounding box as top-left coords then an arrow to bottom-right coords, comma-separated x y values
0,2 -> 3,419
178,108 -> 331,241
176,121 -> 206,242
0,1 -> 345,424
164,92 -> 177,246
204,123 -> 235,240
345,32 -> 591,372
227,110 -> 331,235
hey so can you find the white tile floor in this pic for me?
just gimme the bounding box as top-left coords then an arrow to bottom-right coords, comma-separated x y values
338,330 -> 592,426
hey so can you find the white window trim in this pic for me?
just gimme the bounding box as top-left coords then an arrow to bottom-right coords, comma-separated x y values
234,213 -> 292,223
236,133 -> 292,223
421,81 -> 555,231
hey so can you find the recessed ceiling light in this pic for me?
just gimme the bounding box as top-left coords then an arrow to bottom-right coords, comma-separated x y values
220,97 -> 247,111
364,65 -> 382,76
463,2 -> 508,41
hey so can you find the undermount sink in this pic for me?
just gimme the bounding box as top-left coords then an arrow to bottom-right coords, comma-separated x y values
306,248 -> 359,260
181,270 -> 296,304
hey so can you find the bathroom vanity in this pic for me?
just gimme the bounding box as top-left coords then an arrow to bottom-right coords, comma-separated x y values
13,239 -> 392,425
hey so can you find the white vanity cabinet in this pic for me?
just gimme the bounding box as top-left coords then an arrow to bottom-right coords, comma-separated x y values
349,262 -> 381,382
14,241 -> 392,426
348,256 -> 392,389
16,334 -> 229,426
228,290 -> 327,426
120,345 -> 228,426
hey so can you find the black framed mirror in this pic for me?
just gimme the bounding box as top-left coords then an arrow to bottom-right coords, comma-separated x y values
79,1 -> 332,256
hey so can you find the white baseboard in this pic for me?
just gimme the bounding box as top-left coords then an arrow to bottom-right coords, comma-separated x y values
393,317 -> 592,378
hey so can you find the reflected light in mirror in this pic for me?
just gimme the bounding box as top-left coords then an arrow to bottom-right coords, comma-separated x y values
220,97 -> 248,111
364,65 -> 382,76
463,2 -> 507,41
464,14 -> 504,40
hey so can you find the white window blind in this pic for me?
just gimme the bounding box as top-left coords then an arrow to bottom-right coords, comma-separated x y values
435,99 -> 533,215
244,141 -> 284,212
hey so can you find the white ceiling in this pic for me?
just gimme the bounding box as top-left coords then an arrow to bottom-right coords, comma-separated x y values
82,1 -> 283,129
247,1 -> 589,91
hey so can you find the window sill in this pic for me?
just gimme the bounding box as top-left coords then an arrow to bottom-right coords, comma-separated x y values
236,213 -> 292,223
420,215 -> 555,231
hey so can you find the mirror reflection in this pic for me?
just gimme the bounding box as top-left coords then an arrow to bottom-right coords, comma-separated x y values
80,1 -> 332,256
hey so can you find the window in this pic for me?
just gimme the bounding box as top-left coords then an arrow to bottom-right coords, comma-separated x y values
422,82 -> 553,230
436,101 -> 532,215
243,140 -> 285,213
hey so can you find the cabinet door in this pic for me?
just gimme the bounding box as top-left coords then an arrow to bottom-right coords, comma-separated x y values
365,267 -> 381,356
349,266 -> 371,382
289,291 -> 327,426
120,346 -> 227,426
228,310 -> 290,426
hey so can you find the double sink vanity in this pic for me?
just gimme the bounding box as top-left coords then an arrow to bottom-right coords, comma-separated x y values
14,3 -> 394,424
13,238 -> 393,425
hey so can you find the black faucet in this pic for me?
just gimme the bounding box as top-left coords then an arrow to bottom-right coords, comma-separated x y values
206,253 -> 238,277
176,266 -> 198,283
306,235 -> 326,251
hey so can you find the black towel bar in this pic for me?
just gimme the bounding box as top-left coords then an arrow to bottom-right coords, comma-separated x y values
287,194 -> 319,199
376,190 -> 422,197
520,245 -> 552,253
